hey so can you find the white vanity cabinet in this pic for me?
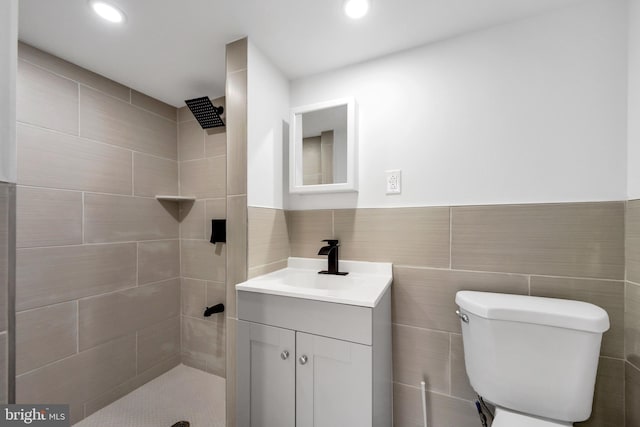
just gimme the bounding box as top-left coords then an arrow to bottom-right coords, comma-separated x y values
236,258 -> 392,427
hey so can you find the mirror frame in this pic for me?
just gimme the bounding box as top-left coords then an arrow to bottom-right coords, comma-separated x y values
289,97 -> 358,194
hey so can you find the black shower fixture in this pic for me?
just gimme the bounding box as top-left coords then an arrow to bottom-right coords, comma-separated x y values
184,96 -> 225,129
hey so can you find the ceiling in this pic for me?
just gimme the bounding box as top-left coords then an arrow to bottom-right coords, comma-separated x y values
19,0 -> 585,107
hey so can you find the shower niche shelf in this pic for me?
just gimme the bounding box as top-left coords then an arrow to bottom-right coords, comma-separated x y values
155,195 -> 196,202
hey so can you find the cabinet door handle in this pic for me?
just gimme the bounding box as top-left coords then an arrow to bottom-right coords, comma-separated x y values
299,355 -> 308,365
281,350 -> 289,360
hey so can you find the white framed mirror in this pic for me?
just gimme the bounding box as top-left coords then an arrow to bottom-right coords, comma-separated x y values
289,97 -> 357,194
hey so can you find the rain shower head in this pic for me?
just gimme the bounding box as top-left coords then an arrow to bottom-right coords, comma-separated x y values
184,96 -> 225,129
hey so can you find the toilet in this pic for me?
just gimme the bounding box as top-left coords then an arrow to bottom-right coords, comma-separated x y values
455,291 -> 610,427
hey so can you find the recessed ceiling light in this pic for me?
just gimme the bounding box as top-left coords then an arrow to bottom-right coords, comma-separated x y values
90,1 -> 125,23
344,0 -> 370,19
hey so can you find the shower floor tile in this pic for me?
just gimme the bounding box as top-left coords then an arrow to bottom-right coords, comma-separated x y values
74,364 -> 225,427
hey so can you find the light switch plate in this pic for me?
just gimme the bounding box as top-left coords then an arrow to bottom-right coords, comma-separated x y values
386,170 -> 401,194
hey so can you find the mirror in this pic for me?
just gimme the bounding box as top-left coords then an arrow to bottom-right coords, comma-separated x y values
290,98 -> 357,194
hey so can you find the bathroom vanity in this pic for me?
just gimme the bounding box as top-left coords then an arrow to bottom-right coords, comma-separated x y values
236,257 -> 392,427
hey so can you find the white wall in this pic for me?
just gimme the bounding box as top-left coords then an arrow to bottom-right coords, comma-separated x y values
629,0 -> 640,199
0,0 -> 17,183
288,0 -> 628,209
247,41 -> 290,209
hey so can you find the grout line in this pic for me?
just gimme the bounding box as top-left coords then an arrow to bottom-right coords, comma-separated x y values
18,238 -> 180,251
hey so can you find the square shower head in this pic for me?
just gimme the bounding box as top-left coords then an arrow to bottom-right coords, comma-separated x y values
184,96 -> 225,129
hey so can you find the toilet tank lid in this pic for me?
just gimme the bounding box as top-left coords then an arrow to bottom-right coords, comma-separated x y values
455,291 -> 610,333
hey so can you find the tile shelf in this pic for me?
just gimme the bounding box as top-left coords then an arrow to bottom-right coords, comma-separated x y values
155,195 -> 196,202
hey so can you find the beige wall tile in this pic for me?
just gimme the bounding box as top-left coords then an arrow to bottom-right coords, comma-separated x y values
178,106 -> 194,123
226,317 -> 237,427
16,301 -> 77,375
17,124 -> 132,194
393,383 -> 478,427
0,333 -> 6,403
450,333 -> 475,401
17,186 -> 82,248
248,207 -> 289,268
180,200 -> 205,240
16,335 -> 136,415
248,259 -> 288,279
182,316 -> 225,377
181,278 -> 206,318
393,324 -> 450,393
178,120 -> 205,161
137,316 -> 180,373
226,195 -> 247,318
226,70 -> 247,196
206,131 -> 226,158
137,240 -> 180,285
181,239 -> 226,282
226,38 -> 247,73
285,210 -> 333,259
452,203 -> 625,279
18,42 -> 130,102
131,90 -> 177,121
17,243 -> 137,311
627,282 -> 640,368
17,60 -> 78,135
133,153 -> 178,197
531,276 -> 624,359
78,278 -> 180,350
180,157 -> 226,199
627,362 -> 640,427
627,200 -> 640,283
206,198 -> 227,238
80,86 -> 177,160
335,207 -> 450,267
0,185 -> 8,334
392,267 -> 528,333
576,357 -> 624,427
84,194 -> 179,243
207,281 -> 226,317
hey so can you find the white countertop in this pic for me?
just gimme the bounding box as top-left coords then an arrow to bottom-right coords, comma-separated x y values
236,257 -> 393,307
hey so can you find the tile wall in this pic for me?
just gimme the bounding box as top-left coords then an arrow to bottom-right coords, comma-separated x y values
14,43 -> 181,423
625,200 -> 640,427
176,99 -> 227,377
247,203 -> 627,427
0,183 -> 14,404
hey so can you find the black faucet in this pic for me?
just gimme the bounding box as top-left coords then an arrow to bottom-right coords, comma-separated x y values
317,239 -> 348,276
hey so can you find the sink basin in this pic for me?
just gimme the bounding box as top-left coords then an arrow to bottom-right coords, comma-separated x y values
236,257 -> 392,307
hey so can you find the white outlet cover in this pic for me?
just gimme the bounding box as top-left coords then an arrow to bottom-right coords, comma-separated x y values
386,170 -> 401,194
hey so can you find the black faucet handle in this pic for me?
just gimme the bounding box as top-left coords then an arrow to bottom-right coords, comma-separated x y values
321,239 -> 339,246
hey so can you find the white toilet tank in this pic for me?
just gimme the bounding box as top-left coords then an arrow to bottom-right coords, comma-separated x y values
455,291 -> 609,423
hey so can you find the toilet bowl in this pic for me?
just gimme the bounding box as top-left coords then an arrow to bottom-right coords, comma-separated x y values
455,291 -> 609,426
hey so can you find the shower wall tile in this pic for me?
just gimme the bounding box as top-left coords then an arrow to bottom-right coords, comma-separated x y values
18,42 -> 130,102
226,195 -> 247,319
181,239 -> 226,282
178,106 -> 194,123
206,199 -> 227,230
84,194 -> 179,243
181,278 -> 207,319
182,316 -> 225,377
180,156 -> 227,199
16,243 -> 137,311
627,362 -> 640,427
627,200 -> 640,284
392,266 -> 528,333
451,202 -> 625,279
226,317 -> 237,427
334,207 -> 450,268
207,281 -> 226,318
16,335 -> 136,417
392,324 -> 450,393
248,207 -> 289,269
530,276 -> 624,358
226,38 -> 248,73
133,153 -> 178,197
180,200 -> 206,240
137,240 -> 180,285
226,69 -> 247,196
136,316 -> 180,373
178,120 -> 205,161
16,186 -> 82,248
17,59 -> 78,135
78,278 -> 180,350
18,124 -> 132,195
130,90 -> 177,121
0,333 -> 6,403
80,86 -> 177,160
626,281 -> 640,369
206,130 -> 227,158
576,357 -> 624,427
285,209 -> 333,259
16,301 -> 77,375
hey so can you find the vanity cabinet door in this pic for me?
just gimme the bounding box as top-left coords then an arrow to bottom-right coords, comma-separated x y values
237,321 -> 296,427
296,332 -> 372,427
